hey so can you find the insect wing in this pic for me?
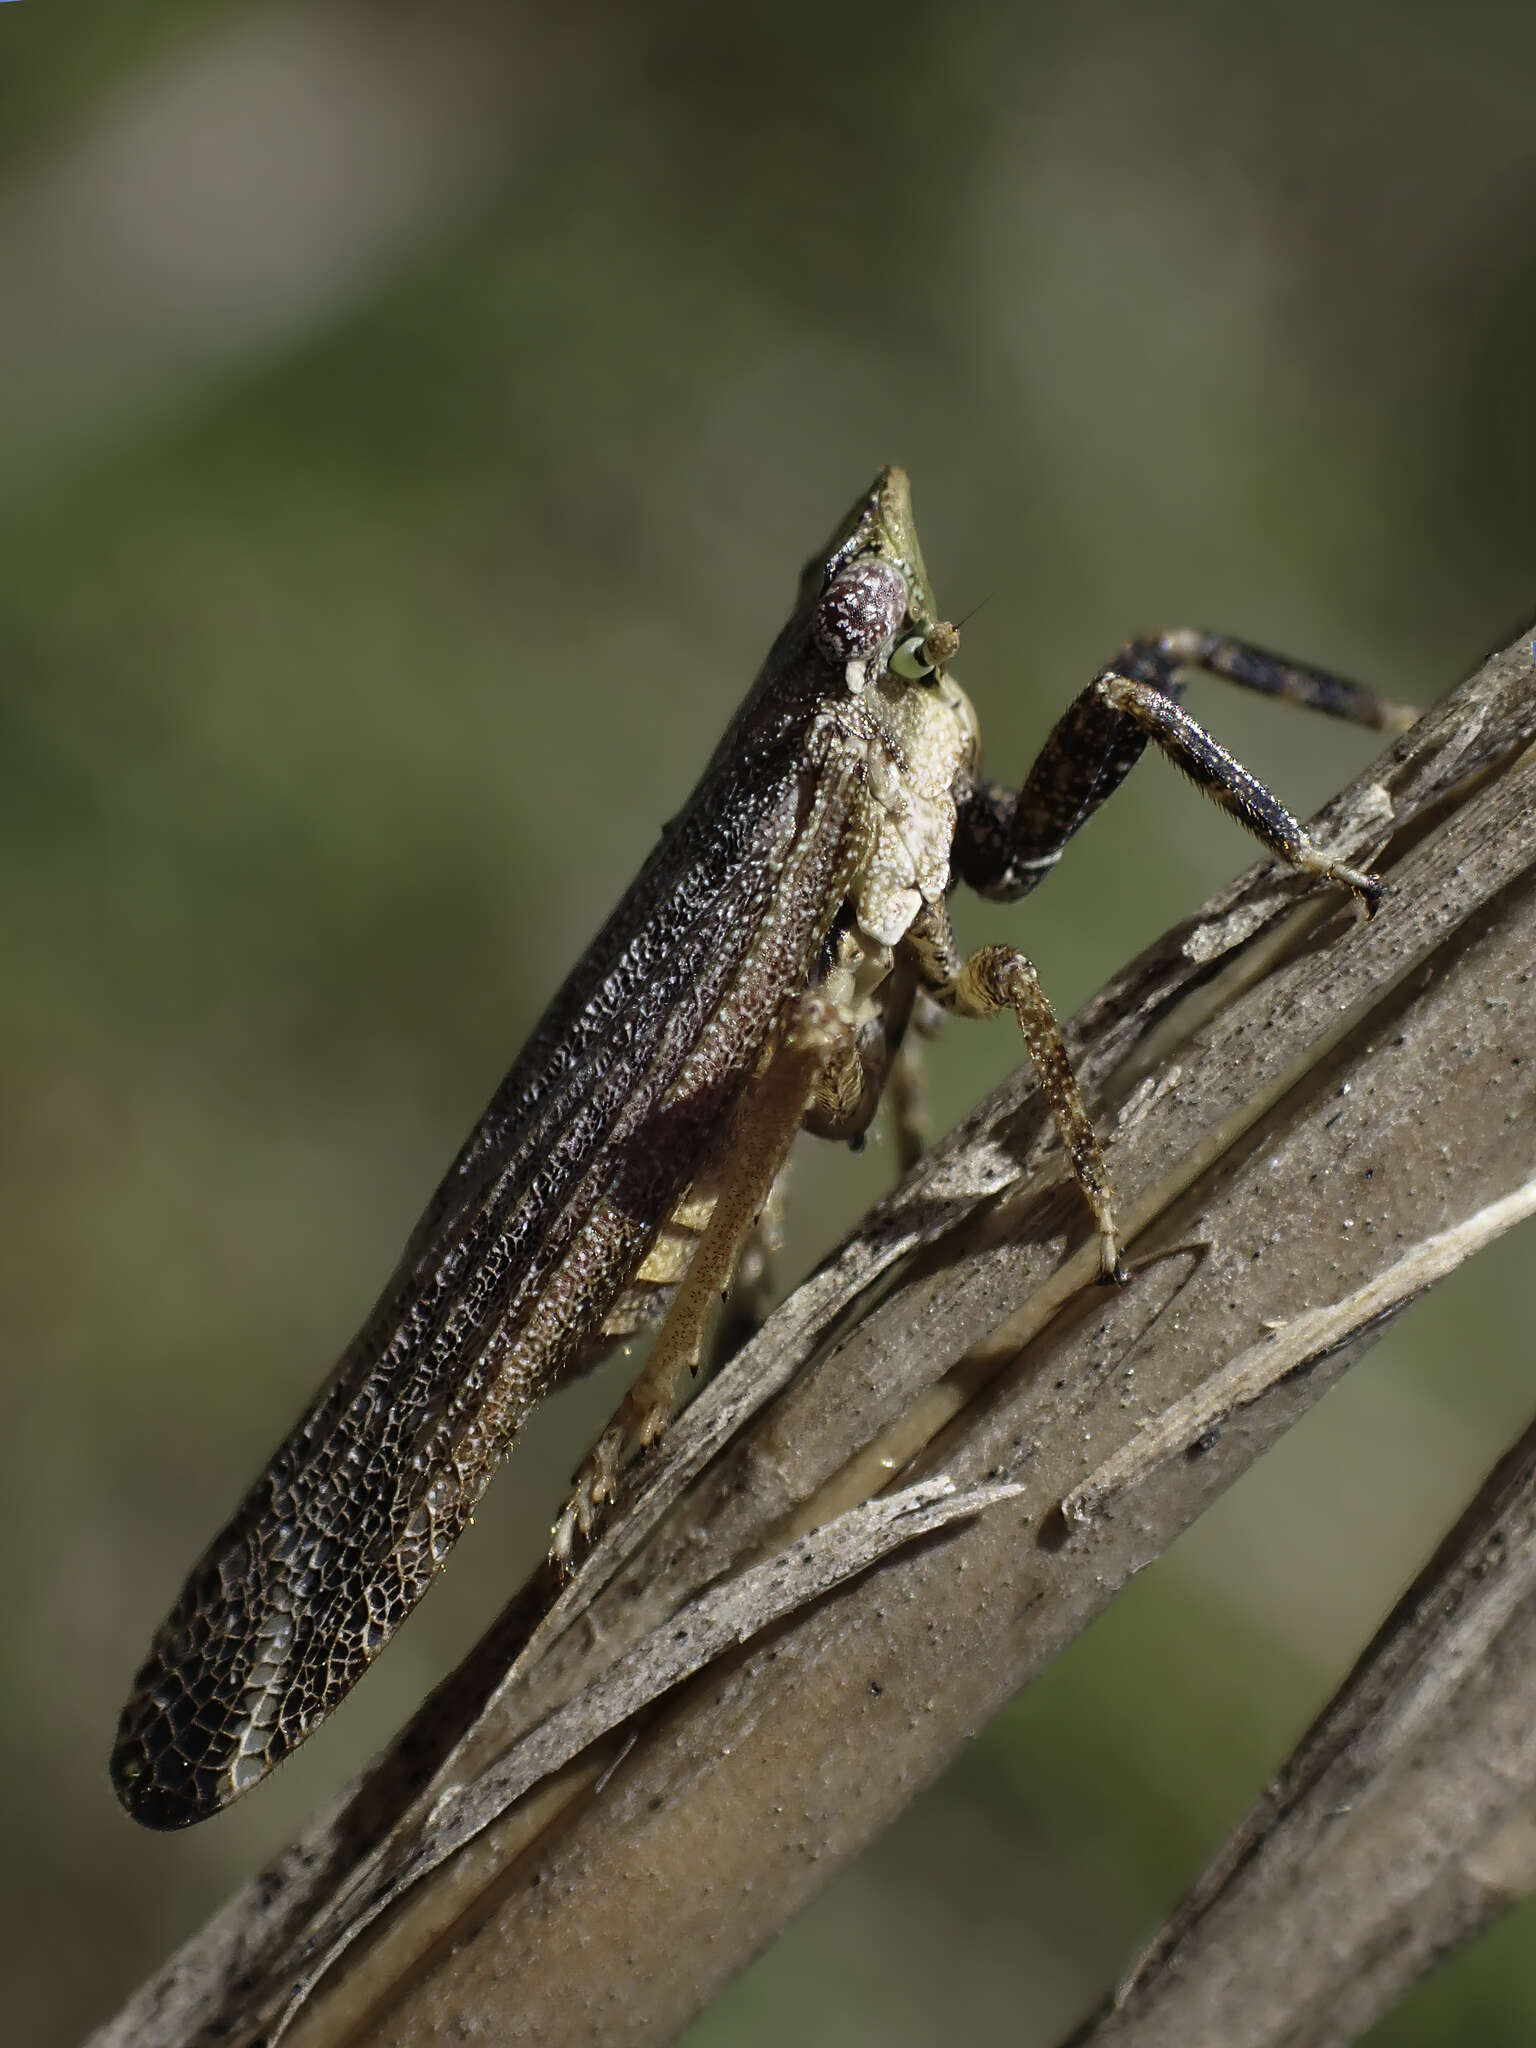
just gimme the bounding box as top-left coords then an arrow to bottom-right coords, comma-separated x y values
111,720 -> 864,1828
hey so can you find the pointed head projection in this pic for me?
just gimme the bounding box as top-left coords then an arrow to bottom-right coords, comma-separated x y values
803,467 -> 961,693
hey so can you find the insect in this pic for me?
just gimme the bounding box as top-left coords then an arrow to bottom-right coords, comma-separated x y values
111,468 -> 1409,1828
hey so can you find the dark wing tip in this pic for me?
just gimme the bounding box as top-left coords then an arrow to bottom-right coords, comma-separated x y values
110,1717 -> 240,1831
110,1644 -> 285,1830
110,1738 -> 223,1830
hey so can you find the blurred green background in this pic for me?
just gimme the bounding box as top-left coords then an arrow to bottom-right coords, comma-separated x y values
3,3 -> 1534,2043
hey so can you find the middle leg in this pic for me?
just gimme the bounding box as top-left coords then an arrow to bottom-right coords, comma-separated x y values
906,899 -> 1125,1284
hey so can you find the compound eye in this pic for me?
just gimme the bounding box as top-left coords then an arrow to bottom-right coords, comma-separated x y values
813,558 -> 908,667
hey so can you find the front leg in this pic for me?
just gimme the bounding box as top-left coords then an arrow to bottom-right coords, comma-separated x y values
907,900 -> 1125,1284
954,630 -> 1403,905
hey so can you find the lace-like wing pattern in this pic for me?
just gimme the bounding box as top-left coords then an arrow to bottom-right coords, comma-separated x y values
111,653 -> 867,1829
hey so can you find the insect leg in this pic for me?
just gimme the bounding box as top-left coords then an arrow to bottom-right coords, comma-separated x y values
1155,628 -> 1418,733
801,954 -> 937,1174
906,901 -> 1125,1284
886,1031 -> 929,1177
954,632 -> 1401,908
709,1183 -> 786,1372
550,993 -> 853,1571
1095,670 -> 1386,908
870,988 -> 944,1176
